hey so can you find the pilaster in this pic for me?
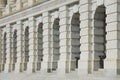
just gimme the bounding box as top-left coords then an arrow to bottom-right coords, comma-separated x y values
78,0 -> 92,75
41,12 -> 51,73
1,29 -> 5,72
48,17 -> 54,72
58,6 -> 70,74
104,0 -> 120,76
15,21 -> 23,73
4,24 -> 12,73
27,17 -> 36,73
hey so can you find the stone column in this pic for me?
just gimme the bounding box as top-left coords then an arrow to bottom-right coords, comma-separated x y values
78,0 -> 92,75
104,0 -> 120,76
4,24 -> 12,73
15,21 -> 23,73
41,12 -> 51,73
58,6 -> 70,74
48,18 -> 53,72
27,17 -> 36,73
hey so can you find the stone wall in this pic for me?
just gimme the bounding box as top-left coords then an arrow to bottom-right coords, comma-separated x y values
0,0 -> 120,80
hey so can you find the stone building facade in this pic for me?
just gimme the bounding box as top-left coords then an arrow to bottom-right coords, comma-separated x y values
0,0 -> 120,80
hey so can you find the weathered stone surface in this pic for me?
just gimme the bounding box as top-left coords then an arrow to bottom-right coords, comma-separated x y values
0,0 -> 120,80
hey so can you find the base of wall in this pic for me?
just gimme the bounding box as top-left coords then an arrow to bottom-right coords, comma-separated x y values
0,70 -> 120,80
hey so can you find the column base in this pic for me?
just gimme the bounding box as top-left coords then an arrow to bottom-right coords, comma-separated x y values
78,60 -> 90,75
41,61 -> 49,73
4,63 -> 10,73
15,63 -> 21,73
104,59 -> 120,76
58,60 -> 69,75
26,62 -> 35,73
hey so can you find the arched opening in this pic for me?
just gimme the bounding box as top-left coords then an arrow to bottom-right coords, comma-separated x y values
70,13 -> 80,71
12,30 -> 17,71
2,32 -> 7,71
94,5 -> 106,71
37,23 -> 43,71
24,27 -> 29,71
52,18 -> 60,71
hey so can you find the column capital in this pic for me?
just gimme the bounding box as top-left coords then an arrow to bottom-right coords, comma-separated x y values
43,11 -> 51,17
16,20 -> 22,24
43,12 -> 51,24
6,24 -> 11,28
59,6 -> 68,12
28,17 -> 35,28
28,16 -> 35,21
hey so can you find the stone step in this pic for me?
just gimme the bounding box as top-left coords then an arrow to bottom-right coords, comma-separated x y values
0,72 -> 120,80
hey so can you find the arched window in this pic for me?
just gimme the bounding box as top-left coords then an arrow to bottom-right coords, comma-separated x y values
94,5 -> 106,71
12,30 -> 17,71
37,23 -> 43,71
2,32 -> 7,71
24,27 -> 29,71
52,18 -> 60,71
70,13 -> 80,70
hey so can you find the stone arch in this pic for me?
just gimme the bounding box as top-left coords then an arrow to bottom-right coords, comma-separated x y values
2,32 -> 7,71
52,18 -> 60,71
37,23 -> 43,71
24,26 -> 29,71
12,29 -> 17,71
93,5 -> 106,71
70,12 -> 80,71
